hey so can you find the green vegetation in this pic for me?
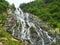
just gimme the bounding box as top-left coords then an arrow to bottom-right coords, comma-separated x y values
0,0 -> 60,45
0,0 -> 22,45
0,0 -> 9,13
20,0 -> 60,45
0,0 -> 9,27
0,29 -> 22,45
0,0 -> 15,27
20,0 -> 60,29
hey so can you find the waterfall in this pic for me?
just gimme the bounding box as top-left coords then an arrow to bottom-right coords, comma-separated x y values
9,8 -> 56,45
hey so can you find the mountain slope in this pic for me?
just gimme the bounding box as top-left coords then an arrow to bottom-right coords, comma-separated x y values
20,0 -> 60,29
0,0 -> 22,45
20,0 -> 60,45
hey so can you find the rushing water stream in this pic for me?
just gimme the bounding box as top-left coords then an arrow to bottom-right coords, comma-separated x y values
7,8 -> 56,45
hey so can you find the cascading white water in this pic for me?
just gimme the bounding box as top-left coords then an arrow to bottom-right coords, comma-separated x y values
11,8 -> 56,45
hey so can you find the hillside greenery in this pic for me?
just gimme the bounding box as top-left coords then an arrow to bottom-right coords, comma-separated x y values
20,0 -> 60,45
0,0 -> 22,45
20,0 -> 60,29
0,0 -> 60,45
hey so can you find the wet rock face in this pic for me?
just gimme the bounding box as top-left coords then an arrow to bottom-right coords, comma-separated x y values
6,8 -> 55,45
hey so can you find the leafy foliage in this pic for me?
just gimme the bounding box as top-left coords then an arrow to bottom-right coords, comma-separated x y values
0,0 -> 9,13
20,0 -> 60,28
